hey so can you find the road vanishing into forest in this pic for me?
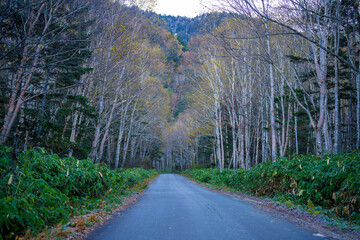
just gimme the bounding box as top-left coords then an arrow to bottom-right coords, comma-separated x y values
85,174 -> 333,240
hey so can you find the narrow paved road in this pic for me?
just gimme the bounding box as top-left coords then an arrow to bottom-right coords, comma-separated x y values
86,174 -> 331,240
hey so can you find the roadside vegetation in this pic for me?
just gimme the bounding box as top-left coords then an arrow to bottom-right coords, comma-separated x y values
183,153 -> 360,226
1,0 -> 360,238
0,146 -> 157,239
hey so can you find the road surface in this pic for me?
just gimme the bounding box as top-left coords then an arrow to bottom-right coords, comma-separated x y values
86,174 -> 332,240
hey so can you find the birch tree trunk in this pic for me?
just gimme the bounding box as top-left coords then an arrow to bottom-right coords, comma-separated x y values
121,102 -> 137,168
89,54 -> 110,160
245,106 -> 251,169
264,18 -> 277,162
96,87 -> 121,163
215,104 -> 223,171
219,110 -> 225,171
115,103 -> 129,169
294,103 -> 299,154
279,72 -> 286,157
261,82 -> 268,162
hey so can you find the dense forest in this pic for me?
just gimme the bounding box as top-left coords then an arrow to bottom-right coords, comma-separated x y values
0,0 -> 360,170
0,0 -> 359,172
159,0 -> 360,171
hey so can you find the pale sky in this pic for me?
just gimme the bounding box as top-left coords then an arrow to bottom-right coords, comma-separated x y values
155,0 -> 209,18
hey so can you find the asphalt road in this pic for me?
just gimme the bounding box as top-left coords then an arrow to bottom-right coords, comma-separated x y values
86,174 -> 331,240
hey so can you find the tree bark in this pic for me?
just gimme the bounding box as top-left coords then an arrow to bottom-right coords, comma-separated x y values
264,19 -> 277,162
333,7 -> 341,153
115,103 -> 129,169
121,102 -> 137,168
294,103 -> 299,154
357,50 -> 360,150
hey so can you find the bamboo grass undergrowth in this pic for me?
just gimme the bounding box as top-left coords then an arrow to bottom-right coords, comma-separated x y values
0,146 -> 158,239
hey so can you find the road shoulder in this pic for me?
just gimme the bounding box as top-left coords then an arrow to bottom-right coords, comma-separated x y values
182,175 -> 360,240
66,175 -> 159,240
